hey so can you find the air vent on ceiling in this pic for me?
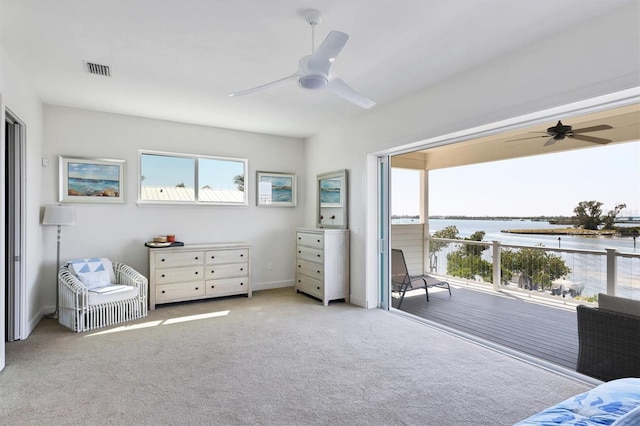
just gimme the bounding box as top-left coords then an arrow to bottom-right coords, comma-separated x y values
84,61 -> 111,77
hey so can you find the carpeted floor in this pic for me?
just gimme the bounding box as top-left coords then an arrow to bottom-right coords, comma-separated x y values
0,287 -> 591,425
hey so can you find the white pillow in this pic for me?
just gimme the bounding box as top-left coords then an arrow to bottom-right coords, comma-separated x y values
598,293 -> 640,316
68,258 -> 113,290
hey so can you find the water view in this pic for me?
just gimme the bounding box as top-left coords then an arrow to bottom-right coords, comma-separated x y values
393,218 -> 639,299
427,218 -> 638,253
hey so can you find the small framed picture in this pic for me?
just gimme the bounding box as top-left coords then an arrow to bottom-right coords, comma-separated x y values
320,177 -> 343,207
256,171 -> 296,207
59,156 -> 126,203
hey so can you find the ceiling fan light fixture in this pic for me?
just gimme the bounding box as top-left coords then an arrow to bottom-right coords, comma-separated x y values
299,74 -> 328,90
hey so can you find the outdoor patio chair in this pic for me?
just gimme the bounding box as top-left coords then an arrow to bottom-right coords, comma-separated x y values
576,295 -> 640,381
391,248 -> 451,308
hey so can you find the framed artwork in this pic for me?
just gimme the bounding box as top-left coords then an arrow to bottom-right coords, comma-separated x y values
256,171 -> 296,207
59,156 -> 125,203
320,176 -> 343,207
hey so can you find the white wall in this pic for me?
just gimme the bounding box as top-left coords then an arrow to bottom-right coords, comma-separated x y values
41,105 -> 305,314
305,1 -> 640,308
0,45 -> 44,348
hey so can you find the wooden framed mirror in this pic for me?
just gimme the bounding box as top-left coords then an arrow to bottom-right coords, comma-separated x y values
317,169 -> 348,229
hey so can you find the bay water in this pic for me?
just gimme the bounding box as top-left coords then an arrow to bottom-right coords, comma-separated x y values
395,218 -> 639,298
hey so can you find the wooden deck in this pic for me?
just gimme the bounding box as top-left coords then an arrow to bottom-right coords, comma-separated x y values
394,283 -> 579,370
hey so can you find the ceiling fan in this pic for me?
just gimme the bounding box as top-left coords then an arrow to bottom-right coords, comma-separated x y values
511,120 -> 613,146
228,9 -> 375,109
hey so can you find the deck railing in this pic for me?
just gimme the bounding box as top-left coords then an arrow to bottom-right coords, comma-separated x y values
426,237 -> 640,301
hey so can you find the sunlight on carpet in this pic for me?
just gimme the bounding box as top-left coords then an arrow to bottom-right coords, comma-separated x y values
84,309 -> 230,336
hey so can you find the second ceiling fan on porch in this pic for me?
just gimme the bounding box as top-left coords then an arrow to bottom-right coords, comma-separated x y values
510,120 -> 613,146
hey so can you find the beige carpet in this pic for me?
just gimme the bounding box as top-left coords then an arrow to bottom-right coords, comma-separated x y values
1,287 -> 591,425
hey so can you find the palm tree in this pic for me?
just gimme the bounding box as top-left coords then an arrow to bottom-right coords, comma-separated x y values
233,175 -> 244,192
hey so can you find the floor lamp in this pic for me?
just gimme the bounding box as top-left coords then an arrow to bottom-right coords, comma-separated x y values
42,204 -> 76,319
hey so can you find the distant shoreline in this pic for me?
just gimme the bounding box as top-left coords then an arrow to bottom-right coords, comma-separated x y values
391,215 -> 640,236
502,228 -> 617,236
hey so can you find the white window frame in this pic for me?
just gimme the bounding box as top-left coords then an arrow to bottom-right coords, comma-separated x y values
138,150 -> 248,206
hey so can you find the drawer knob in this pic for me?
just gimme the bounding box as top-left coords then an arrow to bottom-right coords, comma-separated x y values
298,237 -> 301,240
211,255 -> 215,259
317,254 -> 320,257
298,279 -> 301,283
195,287 -> 199,290
195,271 -> 198,275
317,270 -> 321,274
162,290 -> 165,294
211,270 -> 215,274
161,258 -> 165,262
317,286 -> 320,290
298,265 -> 301,268
161,274 -> 165,277
240,267 -> 244,271
195,256 -> 199,260
317,239 -> 320,243
211,285 -> 215,288
240,254 -> 244,257
240,282 -> 244,286
298,250 -> 301,253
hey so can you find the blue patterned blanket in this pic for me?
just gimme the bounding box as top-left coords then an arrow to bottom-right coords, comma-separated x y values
515,378 -> 640,425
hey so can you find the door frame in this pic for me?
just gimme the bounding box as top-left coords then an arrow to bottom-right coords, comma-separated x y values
4,108 -> 27,343
368,87 -> 640,311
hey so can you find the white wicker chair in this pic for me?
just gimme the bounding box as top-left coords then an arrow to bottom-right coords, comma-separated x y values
58,259 -> 148,332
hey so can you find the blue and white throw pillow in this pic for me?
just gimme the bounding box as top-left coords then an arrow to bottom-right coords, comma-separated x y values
68,258 -> 113,290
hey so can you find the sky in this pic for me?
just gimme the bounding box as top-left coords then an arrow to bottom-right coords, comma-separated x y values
392,141 -> 640,217
140,154 -> 245,190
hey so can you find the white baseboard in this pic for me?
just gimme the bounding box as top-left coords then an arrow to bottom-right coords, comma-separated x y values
349,295 -> 368,308
252,279 -> 294,292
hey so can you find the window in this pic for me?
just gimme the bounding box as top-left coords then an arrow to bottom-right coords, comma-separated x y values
139,151 -> 247,205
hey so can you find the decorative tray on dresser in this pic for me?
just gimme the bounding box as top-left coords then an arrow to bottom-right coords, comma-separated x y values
148,242 -> 251,310
295,228 -> 349,306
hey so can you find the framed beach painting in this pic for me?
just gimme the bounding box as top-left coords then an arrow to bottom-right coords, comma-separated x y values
59,156 -> 125,203
320,176 -> 343,207
256,171 -> 296,207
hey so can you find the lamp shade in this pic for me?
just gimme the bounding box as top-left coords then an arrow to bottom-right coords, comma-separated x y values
42,205 -> 76,226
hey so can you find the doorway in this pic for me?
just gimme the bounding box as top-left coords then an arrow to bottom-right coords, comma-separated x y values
5,109 -> 25,342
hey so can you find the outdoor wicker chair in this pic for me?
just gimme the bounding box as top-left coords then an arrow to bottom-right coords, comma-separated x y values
58,258 -> 148,332
576,304 -> 640,381
391,248 -> 451,309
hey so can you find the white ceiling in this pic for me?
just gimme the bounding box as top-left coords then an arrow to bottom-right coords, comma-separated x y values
0,0 -> 635,138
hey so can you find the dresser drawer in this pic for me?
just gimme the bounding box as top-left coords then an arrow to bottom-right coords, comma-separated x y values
296,258 -> 324,280
155,251 -> 204,268
156,281 -> 205,302
296,245 -> 324,263
206,277 -> 249,296
205,262 -> 248,279
296,274 -> 323,299
296,232 -> 324,249
205,249 -> 249,264
156,266 -> 204,284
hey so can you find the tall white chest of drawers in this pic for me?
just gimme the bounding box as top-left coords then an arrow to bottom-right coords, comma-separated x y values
295,228 -> 349,306
148,243 -> 251,310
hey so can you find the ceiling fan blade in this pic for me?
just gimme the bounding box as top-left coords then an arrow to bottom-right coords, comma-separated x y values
327,77 -> 375,109
308,31 -> 349,74
568,134 -> 612,144
228,73 -> 298,97
570,124 -> 612,133
544,137 -> 557,147
505,135 -> 548,143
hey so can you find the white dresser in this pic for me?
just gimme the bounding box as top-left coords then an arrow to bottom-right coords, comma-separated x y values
148,243 -> 251,310
295,228 -> 349,306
